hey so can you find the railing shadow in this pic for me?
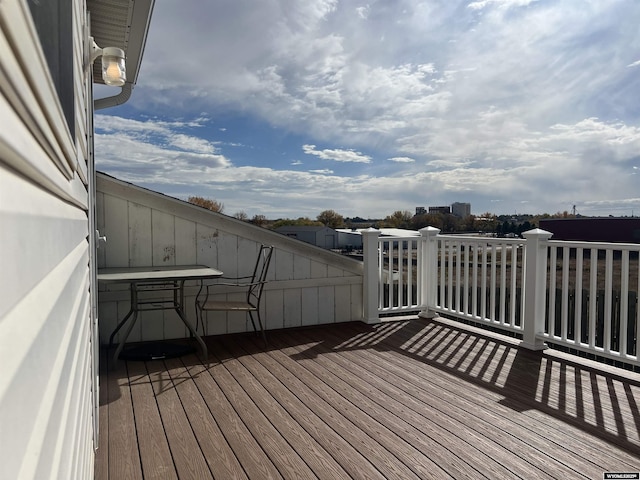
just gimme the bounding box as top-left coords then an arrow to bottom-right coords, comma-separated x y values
284,317 -> 640,457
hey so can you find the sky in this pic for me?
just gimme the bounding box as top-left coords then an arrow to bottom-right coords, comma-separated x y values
94,0 -> 640,220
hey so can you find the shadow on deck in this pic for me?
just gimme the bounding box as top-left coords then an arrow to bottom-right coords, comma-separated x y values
96,317 -> 640,479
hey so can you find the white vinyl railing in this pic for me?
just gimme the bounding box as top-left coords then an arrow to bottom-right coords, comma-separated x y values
362,227 -> 640,367
543,240 -> 640,364
376,235 -> 421,314
433,235 -> 525,334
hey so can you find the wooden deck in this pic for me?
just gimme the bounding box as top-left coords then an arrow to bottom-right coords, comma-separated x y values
95,317 -> 640,479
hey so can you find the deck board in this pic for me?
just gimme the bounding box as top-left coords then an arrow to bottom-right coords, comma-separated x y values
96,317 -> 640,479
145,360 -> 212,479
126,360 -> 178,479
106,357 -> 143,479
163,357 -> 248,479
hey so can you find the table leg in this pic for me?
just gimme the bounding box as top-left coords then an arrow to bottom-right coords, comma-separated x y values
176,279 -> 208,360
112,283 -> 140,362
113,310 -> 138,362
108,308 -> 134,348
175,308 -> 208,360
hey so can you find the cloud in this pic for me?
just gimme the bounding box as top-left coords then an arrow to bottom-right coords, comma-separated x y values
467,0 -> 538,11
302,144 -> 372,163
94,115 -> 231,181
309,169 -> 334,174
98,0 -> 640,218
388,157 -> 415,163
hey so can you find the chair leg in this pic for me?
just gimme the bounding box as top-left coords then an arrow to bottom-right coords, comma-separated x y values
249,310 -> 267,348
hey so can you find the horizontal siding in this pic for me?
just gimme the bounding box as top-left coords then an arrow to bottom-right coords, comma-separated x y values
0,167 -> 88,319
0,1 -> 94,479
96,174 -> 365,344
0,239 -> 92,479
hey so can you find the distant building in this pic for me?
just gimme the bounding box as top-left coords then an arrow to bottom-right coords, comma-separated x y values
415,207 -> 426,216
429,206 -> 451,215
451,202 -> 471,218
539,218 -> 640,243
275,226 -> 338,249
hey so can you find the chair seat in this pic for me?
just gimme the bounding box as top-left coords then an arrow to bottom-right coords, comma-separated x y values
201,300 -> 257,312
195,244 -> 273,343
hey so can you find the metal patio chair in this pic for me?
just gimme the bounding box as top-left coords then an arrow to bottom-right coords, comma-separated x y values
195,244 -> 274,343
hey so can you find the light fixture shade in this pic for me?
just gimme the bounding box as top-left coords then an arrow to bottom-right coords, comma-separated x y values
101,47 -> 126,86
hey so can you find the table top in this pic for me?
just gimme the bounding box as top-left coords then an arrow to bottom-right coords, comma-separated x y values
97,265 -> 223,283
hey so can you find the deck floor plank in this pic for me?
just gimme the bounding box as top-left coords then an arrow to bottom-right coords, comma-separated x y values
126,360 -> 178,480
204,345 -> 319,479
266,332 -> 457,479
211,337 -> 355,480
249,338 -> 427,480
106,357 -> 144,479
144,360 -> 213,479
234,337 -> 419,480
183,356 -> 284,479
221,336 -> 389,480
162,357 -> 249,479
95,318 -> 640,480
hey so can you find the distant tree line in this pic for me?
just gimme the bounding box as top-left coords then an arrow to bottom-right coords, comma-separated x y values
186,195 -> 578,236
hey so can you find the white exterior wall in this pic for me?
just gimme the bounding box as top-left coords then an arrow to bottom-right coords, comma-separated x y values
96,173 -> 364,343
0,1 -> 96,479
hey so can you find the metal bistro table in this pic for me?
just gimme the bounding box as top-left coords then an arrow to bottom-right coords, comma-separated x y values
98,265 -> 223,361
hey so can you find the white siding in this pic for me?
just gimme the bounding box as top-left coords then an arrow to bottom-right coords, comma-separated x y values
0,1 -> 95,479
97,173 -> 365,344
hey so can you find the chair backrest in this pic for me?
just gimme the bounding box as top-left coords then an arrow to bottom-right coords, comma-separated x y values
247,245 -> 274,308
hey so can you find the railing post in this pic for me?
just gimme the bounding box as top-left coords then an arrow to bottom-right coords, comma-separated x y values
521,228 -> 553,350
362,228 -> 381,324
418,226 -> 441,319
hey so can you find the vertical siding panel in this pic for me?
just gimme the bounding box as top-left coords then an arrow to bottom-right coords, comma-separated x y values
237,237 -> 258,276
335,285 -> 351,323
103,195 -> 129,267
227,310 -> 248,334
284,289 -> 302,328
151,210 -> 176,266
311,260 -> 328,278
275,249 -> 294,281
205,310 -> 228,336
265,289 -> 285,330
351,283 -> 363,321
301,288 -> 320,326
96,191 -> 106,267
128,203 -> 152,266
293,255 -> 311,280
175,217 -> 196,264
318,286 -> 335,324
328,265 -> 344,277
196,223 -> 219,267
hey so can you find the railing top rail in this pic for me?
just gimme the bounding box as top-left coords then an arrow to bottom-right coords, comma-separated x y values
377,235 -> 421,242
435,234 -> 524,246
547,239 -> 640,251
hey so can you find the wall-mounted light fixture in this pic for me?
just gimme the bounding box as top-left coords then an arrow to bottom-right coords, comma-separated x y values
87,36 -> 126,86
